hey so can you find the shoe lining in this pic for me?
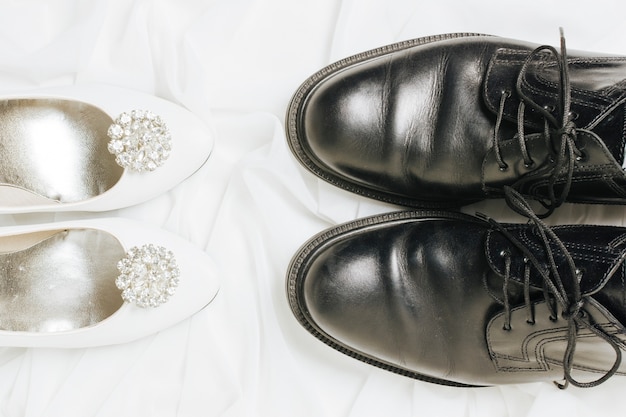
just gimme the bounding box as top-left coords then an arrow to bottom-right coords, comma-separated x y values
0,228 -> 125,332
0,99 -> 123,204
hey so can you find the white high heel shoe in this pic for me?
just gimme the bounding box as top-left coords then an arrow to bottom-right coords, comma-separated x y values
0,84 -> 213,213
0,218 -> 219,347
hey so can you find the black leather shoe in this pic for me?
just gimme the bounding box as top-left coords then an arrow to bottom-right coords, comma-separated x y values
287,202 -> 626,387
286,32 -> 626,215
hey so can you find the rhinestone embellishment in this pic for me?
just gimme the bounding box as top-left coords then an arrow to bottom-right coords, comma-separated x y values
107,110 -> 172,172
115,244 -> 180,308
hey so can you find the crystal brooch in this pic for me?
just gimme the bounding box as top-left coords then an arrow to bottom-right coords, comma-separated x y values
115,244 -> 180,308
107,110 -> 172,172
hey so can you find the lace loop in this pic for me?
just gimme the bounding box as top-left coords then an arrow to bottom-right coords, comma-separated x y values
492,29 -> 581,218
493,91 -> 511,170
561,299 -> 584,320
500,250 -> 513,330
479,186 -> 624,388
523,259 -> 535,324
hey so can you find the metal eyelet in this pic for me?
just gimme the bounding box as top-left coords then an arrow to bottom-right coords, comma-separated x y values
575,151 -> 588,163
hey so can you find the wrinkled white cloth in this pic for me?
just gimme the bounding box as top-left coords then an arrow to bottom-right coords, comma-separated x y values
0,0 -> 625,416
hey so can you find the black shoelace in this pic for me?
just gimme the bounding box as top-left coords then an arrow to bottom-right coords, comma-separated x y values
479,186 -> 625,388
492,29 -> 583,218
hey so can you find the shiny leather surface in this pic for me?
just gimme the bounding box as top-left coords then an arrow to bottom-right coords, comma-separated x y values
289,34 -> 626,206
288,211 -> 626,386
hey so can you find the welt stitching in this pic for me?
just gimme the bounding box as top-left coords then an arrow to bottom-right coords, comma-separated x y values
520,76 -> 606,111
493,49 -> 622,110
526,170 -> 621,195
608,233 -> 626,248
517,228 -> 613,264
493,49 -> 626,65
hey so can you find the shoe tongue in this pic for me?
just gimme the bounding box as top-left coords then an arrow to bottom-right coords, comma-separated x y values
483,47 -> 626,164
485,224 -> 626,296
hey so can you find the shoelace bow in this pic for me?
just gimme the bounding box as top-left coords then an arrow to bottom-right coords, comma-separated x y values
479,186 -> 625,388
492,29 -> 583,218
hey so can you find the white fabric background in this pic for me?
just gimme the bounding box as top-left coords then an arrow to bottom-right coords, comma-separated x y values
0,0 -> 625,415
